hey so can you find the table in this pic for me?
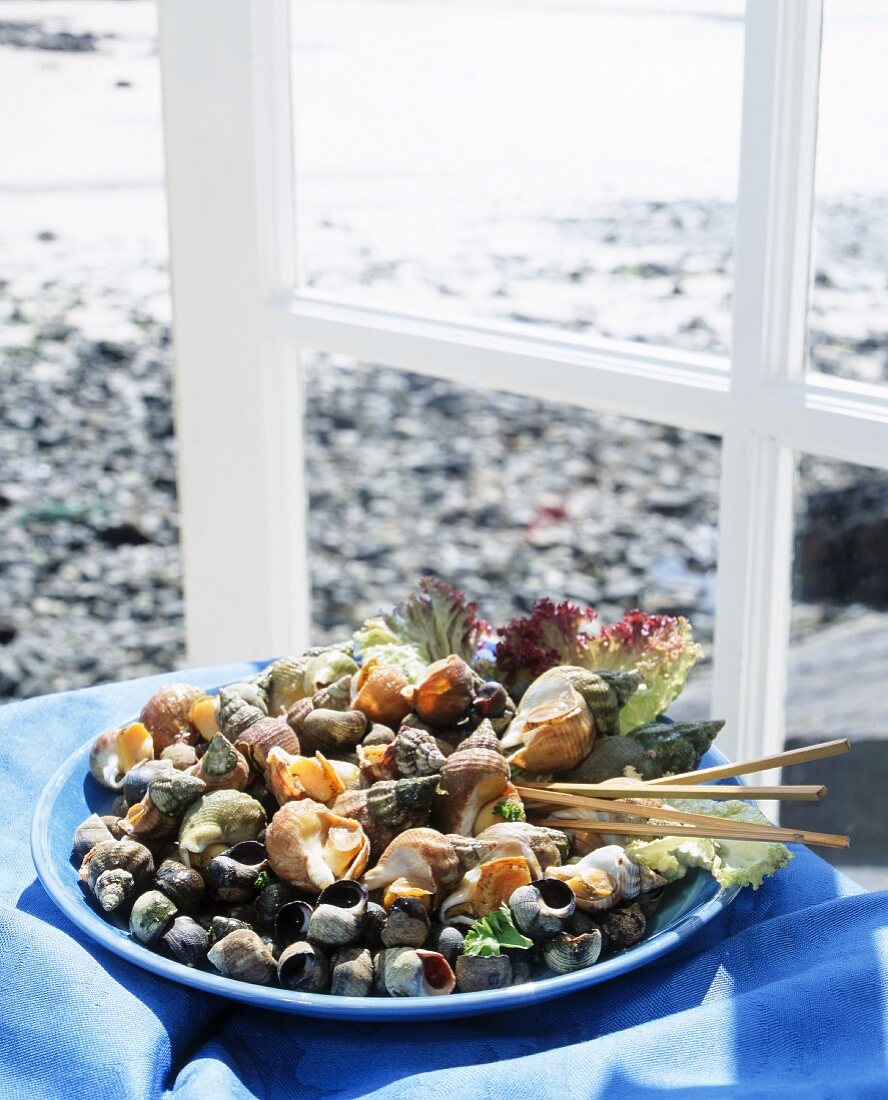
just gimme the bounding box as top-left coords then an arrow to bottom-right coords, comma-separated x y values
2,663 -> 886,1098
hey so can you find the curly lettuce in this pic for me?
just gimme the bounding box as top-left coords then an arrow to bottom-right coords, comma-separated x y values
495,598 -> 598,687
495,603 -> 701,730
353,577 -> 492,681
627,798 -> 794,890
583,611 -> 703,733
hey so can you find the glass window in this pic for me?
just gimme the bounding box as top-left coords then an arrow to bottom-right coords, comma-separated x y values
304,351 -> 720,716
781,456 -> 888,889
808,1 -> 888,385
292,1 -> 744,356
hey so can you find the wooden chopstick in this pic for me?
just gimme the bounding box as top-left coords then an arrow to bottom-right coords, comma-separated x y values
529,815 -> 850,850
516,782 -> 827,801
643,738 -> 851,786
523,791 -> 787,832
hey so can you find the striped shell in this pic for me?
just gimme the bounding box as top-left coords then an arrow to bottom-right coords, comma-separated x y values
433,721 -> 511,835
265,799 -> 370,892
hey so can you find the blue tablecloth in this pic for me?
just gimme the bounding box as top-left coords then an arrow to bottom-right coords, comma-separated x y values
2,663 -> 886,1099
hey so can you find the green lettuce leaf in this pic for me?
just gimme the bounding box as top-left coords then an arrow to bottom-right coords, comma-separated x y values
353,578 -> 492,679
582,611 -> 703,732
462,904 -> 534,957
626,798 -> 794,890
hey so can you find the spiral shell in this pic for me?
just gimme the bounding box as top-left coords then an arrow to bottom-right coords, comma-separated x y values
433,720 -> 511,835
330,946 -> 374,997
351,659 -> 412,727
265,747 -> 346,806
89,722 -> 153,791
188,733 -> 250,792
307,881 -> 368,948
475,821 -> 570,872
402,656 -> 478,728
438,855 -> 534,924
499,669 -> 595,774
235,716 -> 301,775
376,947 -> 455,997
178,789 -> 266,868
72,813 -> 116,859
299,709 -> 368,755
161,915 -> 209,968
139,684 -> 204,754
543,846 -> 663,913
509,878 -> 576,939
153,859 -> 206,910
387,726 -> 446,779
362,827 -> 495,907
265,799 -> 370,892
80,837 -> 155,896
216,690 -> 265,741
130,889 -> 177,944
208,929 -> 277,985
148,769 -> 207,816
541,929 -> 602,973
277,941 -> 329,992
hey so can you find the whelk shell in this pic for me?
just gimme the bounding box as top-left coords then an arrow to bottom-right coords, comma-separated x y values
362,828 -> 495,908
139,683 -> 204,754
208,929 -> 277,985
89,722 -> 153,791
351,659 -> 412,728
178,789 -> 266,868
438,855 -> 534,924
265,798 -> 370,892
499,669 -> 594,774
433,720 -> 511,835
187,733 -> 250,792
402,656 -> 478,728
264,747 -> 345,806
234,716 -> 301,775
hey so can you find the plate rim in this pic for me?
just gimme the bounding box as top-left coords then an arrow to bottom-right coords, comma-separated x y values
31,715 -> 742,1021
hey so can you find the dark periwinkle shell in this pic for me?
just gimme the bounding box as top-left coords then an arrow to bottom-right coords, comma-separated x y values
472,682 -> 509,719
362,902 -> 387,951
162,915 -> 209,968
254,882 -> 299,930
275,900 -> 313,946
330,946 -> 374,997
154,859 -> 206,910
208,915 -> 252,946
427,924 -> 464,966
599,903 -> 647,952
455,954 -> 512,993
277,941 -> 329,992
124,759 -> 175,808
381,896 -> 429,948
317,880 -> 367,911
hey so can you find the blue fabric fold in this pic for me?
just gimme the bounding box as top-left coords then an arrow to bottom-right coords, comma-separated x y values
2,666 -> 886,1099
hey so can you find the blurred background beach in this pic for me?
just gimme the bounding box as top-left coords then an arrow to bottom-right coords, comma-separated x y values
1,2 -> 886,878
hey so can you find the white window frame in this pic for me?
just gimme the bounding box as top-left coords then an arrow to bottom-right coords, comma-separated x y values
158,0 -> 888,764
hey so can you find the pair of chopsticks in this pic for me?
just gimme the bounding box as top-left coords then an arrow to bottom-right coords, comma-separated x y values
521,737 -> 850,850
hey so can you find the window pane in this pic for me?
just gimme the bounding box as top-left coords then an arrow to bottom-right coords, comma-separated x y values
781,456 -> 888,889
292,1 -> 743,356
304,352 -> 720,715
808,2 -> 888,384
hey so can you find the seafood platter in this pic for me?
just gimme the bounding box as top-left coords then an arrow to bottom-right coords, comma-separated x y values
35,581 -> 833,1020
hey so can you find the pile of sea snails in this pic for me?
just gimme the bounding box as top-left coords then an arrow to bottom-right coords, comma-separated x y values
74,650 -> 673,997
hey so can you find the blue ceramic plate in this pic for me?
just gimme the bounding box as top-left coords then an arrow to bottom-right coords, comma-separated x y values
32,714 -> 741,1021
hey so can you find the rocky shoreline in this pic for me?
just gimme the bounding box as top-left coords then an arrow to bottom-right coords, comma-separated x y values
1,4 -> 886,704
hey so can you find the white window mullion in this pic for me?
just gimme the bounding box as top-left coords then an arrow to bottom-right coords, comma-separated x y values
159,0 -> 310,666
711,0 -> 823,766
